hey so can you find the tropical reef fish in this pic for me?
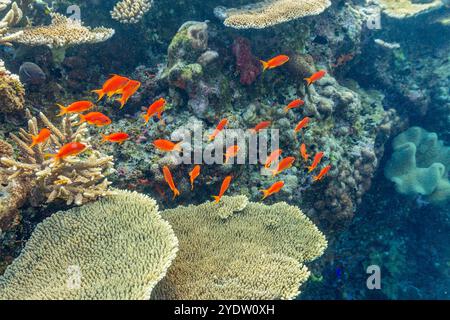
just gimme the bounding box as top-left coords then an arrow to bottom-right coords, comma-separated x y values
304,70 -> 327,87
308,152 -> 324,173
313,165 -> 332,182
213,175 -> 232,203
189,165 -> 201,190
250,121 -> 271,133
153,139 -> 182,152
46,142 -> 87,163
209,118 -> 228,141
92,74 -> 130,101
30,128 -> 51,148
294,117 -> 310,132
224,145 -> 240,164
101,132 -> 130,144
272,156 -> 295,176
300,143 -> 309,161
76,112 -> 112,127
116,80 -> 141,109
162,166 -> 180,199
264,149 -> 282,169
284,99 -> 305,113
260,55 -> 290,71
143,98 -> 166,123
57,101 -> 95,116
19,62 -> 46,85
261,181 -> 285,200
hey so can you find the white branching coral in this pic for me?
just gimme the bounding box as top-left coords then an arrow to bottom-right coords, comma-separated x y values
111,0 -> 153,24
214,0 -> 332,29
0,110 -> 115,206
0,1 -> 22,43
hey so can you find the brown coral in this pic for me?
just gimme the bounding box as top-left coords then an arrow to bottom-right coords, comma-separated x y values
0,59 -> 25,113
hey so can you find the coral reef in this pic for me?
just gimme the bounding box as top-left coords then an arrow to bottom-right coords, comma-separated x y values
0,59 -> 25,113
0,190 -> 179,300
111,0 -> 153,24
376,0 -> 444,19
215,0 -> 332,29
384,127 -> 450,206
232,36 -> 261,85
0,110 -> 114,207
152,195 -> 327,300
0,1 -> 22,42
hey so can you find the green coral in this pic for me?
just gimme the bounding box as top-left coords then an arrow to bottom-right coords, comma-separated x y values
384,127 -> 450,206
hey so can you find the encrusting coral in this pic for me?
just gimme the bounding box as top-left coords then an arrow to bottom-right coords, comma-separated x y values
384,127 -> 450,206
0,59 -> 25,114
152,195 -> 327,300
214,0 -> 332,29
111,0 -> 153,24
0,110 -> 115,207
0,190 -> 179,300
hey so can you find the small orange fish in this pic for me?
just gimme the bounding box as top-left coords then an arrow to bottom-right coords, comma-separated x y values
92,74 -> 130,101
30,128 -> 51,148
284,99 -> 305,113
116,80 -> 141,109
209,118 -> 228,141
300,143 -> 309,161
76,112 -> 112,127
308,152 -> 324,173
153,139 -> 182,152
261,181 -> 285,200
46,142 -> 87,163
57,101 -> 95,116
294,117 -> 310,132
313,165 -> 331,182
143,98 -> 166,123
260,55 -> 290,71
304,70 -> 326,87
264,149 -> 282,169
162,165 -> 180,199
224,145 -> 240,164
101,132 -> 130,144
250,121 -> 271,133
213,175 -> 232,203
272,156 -> 296,176
189,165 -> 201,190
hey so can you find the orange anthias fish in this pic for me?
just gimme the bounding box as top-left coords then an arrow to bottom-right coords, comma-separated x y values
224,145 -> 240,164
101,132 -> 130,144
308,152 -> 324,173
294,117 -> 310,132
57,101 -> 95,116
30,128 -> 51,148
213,175 -> 232,203
153,139 -> 182,152
250,121 -> 271,133
261,181 -> 285,200
300,143 -> 309,161
46,142 -> 87,163
92,74 -> 130,101
143,98 -> 166,123
189,165 -> 201,190
264,149 -> 282,169
260,55 -> 290,71
304,70 -> 327,87
116,80 -> 141,109
284,99 -> 305,113
313,165 -> 332,182
76,112 -> 112,127
162,165 -> 180,199
209,118 -> 228,141
272,156 -> 295,176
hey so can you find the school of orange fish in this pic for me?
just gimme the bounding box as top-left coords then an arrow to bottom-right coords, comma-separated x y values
30,55 -> 332,203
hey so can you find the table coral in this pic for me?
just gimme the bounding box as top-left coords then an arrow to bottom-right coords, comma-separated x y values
0,190 -> 179,300
377,0 -> 444,19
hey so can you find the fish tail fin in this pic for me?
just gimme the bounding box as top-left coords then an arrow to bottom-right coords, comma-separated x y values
261,189 -> 269,200
312,176 -> 320,182
142,114 -> 150,124
29,135 -> 38,148
172,189 -> 181,199
174,142 -> 183,152
212,195 -> 221,203
91,89 -> 105,101
56,104 -> 67,117
259,60 -> 269,71
283,106 -> 290,113
100,134 -> 108,144
304,77 -> 312,87
44,153 -> 57,162
74,114 -> 86,127
307,166 -> 314,173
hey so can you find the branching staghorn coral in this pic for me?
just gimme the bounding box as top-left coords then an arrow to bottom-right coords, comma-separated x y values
376,0 -> 444,19
214,0 -> 332,29
0,59 -> 25,113
0,190 -> 179,300
0,110 -> 114,206
0,1 -> 22,42
152,195 -> 327,300
111,0 -> 153,24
